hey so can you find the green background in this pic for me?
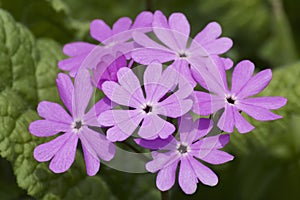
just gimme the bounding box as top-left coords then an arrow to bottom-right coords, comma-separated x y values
0,0 -> 300,199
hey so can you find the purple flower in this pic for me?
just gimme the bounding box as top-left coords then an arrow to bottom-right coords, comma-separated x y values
58,11 -> 153,77
98,62 -> 193,141
136,114 -> 234,194
132,10 -> 233,86
193,60 -> 287,133
29,70 -> 115,175
91,53 -> 128,89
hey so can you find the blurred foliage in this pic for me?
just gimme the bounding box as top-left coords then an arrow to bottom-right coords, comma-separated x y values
0,0 -> 300,199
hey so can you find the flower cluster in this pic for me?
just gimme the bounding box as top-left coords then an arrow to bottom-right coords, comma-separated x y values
29,10 -> 287,194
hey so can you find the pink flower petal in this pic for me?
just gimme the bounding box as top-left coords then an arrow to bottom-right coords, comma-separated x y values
217,105 -> 234,132
37,101 -> 72,123
106,126 -> 132,142
146,151 -> 180,173
169,13 -> 190,50
90,19 -> 112,43
204,37 -> 233,54
232,108 -> 255,133
131,11 -> 153,29
81,144 -> 100,176
83,97 -> 112,126
192,134 -> 230,153
117,67 -> 144,103
143,62 -> 163,100
178,157 -> 197,194
193,22 -> 222,45
98,110 -> 143,129
138,114 -> 176,139
192,91 -> 225,115
73,69 -> 93,119
222,57 -> 234,70
33,132 -> 73,162
49,133 -> 78,173
156,159 -> 179,191
240,97 -> 287,110
63,42 -> 95,57
172,60 -> 196,87
29,120 -> 70,137
237,69 -> 272,99
153,10 -> 180,51
132,31 -> 171,52
58,54 -> 85,73
231,60 -> 255,94
102,81 -> 141,108
189,156 -> 218,186
147,65 -> 178,102
200,149 -> 234,165
132,48 -> 176,65
112,17 -> 132,35
80,127 -> 115,161
237,103 -> 282,121
156,96 -> 193,118
56,73 -> 74,114
134,136 -> 177,150
182,118 -> 213,143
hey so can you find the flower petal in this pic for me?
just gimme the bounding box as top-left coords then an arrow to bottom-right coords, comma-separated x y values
132,48 -> 176,65
147,66 -> 178,102
117,67 -> 144,103
204,37 -> 232,54
169,13 -> 190,50
156,96 -> 193,118
29,120 -> 69,137
189,156 -> 218,186
217,105 -> 234,133
232,108 -> 255,133
184,118 -> 213,143
90,19 -> 112,43
84,97 -> 112,126
81,144 -> 100,176
106,126 -> 132,142
237,103 -> 282,121
192,91 -> 225,115
139,114 -> 176,139
98,109 -> 143,131
153,10 -> 180,51
112,17 -> 132,35
102,81 -> 141,108
63,42 -> 95,57
56,73 -> 74,114
49,133 -> 78,173
131,11 -> 153,29
200,149 -> 234,165
193,22 -> 222,45
178,157 -> 198,194
192,134 -> 230,155
73,69 -> 93,119
240,97 -> 287,110
146,151 -> 180,172
156,159 -> 179,191
237,69 -> 272,99
231,60 -> 255,94
80,127 -> 115,161
134,136 -> 177,150
172,60 -> 197,87
143,62 -> 162,100
37,101 -> 72,123
33,132 -> 73,162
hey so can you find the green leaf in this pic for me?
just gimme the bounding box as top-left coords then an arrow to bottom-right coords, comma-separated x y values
0,9 -> 112,199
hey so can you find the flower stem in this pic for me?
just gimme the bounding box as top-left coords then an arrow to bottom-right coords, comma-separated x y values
161,190 -> 169,200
